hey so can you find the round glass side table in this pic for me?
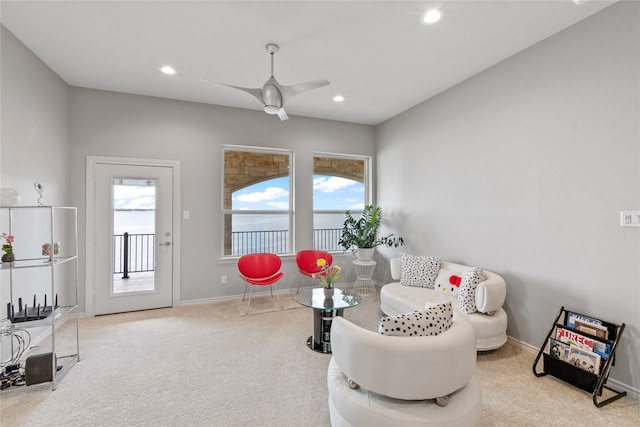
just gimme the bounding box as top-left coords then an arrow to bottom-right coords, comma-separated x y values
294,287 -> 361,353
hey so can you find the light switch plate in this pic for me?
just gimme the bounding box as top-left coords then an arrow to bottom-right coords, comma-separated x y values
620,211 -> 640,227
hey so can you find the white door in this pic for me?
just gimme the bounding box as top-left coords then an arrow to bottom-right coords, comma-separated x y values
93,163 -> 174,315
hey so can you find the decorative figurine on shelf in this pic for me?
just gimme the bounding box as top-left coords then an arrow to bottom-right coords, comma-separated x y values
1,232 -> 15,263
42,242 -> 60,256
313,257 -> 341,298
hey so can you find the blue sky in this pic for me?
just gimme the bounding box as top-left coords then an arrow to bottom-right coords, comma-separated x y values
114,175 -> 365,211
233,176 -> 364,210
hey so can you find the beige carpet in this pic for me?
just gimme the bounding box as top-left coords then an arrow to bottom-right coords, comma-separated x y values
1,289 -> 638,426
235,292 -> 302,316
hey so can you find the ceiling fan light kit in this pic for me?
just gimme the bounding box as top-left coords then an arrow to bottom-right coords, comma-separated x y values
218,43 -> 330,121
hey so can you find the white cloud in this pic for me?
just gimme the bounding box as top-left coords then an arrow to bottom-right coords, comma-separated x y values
114,185 -> 156,209
267,201 -> 289,209
313,177 -> 357,193
236,187 -> 289,203
348,202 -> 365,210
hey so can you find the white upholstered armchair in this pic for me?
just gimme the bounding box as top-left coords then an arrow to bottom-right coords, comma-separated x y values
327,316 -> 482,426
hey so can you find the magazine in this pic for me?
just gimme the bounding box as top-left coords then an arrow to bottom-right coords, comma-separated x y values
568,346 -> 601,375
555,326 -> 610,358
556,326 -> 594,350
566,312 -> 609,339
548,338 -> 570,362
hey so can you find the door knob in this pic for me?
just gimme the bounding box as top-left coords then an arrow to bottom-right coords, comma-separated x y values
160,241 -> 171,247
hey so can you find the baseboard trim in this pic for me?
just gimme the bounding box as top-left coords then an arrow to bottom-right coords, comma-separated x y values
180,288 -> 295,306
506,335 -> 639,401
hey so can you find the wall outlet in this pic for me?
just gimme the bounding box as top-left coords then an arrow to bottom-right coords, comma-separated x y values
620,211 -> 640,227
221,275 -> 228,284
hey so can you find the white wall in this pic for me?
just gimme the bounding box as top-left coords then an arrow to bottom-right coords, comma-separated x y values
0,26 -> 71,206
68,88 -> 375,305
1,26 -> 75,311
376,2 -> 640,391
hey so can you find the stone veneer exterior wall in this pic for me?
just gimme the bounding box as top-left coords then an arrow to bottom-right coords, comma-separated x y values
223,150 -> 365,254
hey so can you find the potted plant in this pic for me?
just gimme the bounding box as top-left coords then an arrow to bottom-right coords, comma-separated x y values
338,205 -> 404,261
1,232 -> 15,263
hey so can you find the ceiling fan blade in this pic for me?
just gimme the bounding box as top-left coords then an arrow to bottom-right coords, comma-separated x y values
277,108 -> 289,121
220,83 -> 264,105
280,79 -> 330,100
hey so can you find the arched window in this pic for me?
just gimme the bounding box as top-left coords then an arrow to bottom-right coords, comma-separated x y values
223,147 -> 292,256
313,154 -> 369,250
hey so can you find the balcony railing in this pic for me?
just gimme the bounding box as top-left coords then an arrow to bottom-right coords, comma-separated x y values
230,228 -> 342,255
231,230 -> 288,255
312,228 -> 342,252
113,232 -> 155,277
113,228 -> 342,273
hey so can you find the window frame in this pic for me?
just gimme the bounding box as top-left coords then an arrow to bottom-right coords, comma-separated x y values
312,152 -> 371,251
221,145 -> 294,257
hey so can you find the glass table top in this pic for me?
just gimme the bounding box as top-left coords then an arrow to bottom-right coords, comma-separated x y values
294,287 -> 362,311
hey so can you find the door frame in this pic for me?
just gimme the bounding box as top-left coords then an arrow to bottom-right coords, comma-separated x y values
85,156 -> 181,317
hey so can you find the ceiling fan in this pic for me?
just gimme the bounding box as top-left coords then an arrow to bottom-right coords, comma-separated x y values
218,43 -> 330,121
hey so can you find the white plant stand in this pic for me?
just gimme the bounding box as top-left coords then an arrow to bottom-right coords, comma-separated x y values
353,260 -> 377,295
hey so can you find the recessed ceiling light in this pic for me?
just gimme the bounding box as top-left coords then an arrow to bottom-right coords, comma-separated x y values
160,66 -> 176,75
421,9 -> 443,25
573,0 -> 587,4
333,95 -> 345,102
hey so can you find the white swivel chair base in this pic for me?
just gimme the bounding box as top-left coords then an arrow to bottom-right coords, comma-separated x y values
327,358 -> 482,427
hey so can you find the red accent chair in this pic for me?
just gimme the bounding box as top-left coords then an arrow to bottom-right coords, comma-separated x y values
238,253 -> 284,314
296,250 -> 333,294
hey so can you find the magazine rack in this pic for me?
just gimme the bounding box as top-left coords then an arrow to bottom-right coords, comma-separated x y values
532,306 -> 626,407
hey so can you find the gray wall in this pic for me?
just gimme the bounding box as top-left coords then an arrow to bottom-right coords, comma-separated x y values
376,2 -> 639,391
0,27 -> 76,308
0,26 -> 71,206
68,88 -> 375,305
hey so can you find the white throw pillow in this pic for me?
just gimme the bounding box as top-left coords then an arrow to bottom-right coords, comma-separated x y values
458,267 -> 487,314
400,253 -> 442,288
379,300 -> 453,337
433,269 -> 464,296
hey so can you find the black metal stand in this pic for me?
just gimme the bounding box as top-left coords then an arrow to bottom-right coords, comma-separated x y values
532,306 -> 626,407
307,308 -> 344,354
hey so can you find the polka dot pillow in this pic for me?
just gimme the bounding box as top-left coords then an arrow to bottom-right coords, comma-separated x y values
379,300 -> 453,337
458,267 -> 487,314
400,253 -> 442,288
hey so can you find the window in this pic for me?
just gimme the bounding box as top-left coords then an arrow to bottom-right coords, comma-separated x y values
222,147 -> 292,256
313,154 -> 369,250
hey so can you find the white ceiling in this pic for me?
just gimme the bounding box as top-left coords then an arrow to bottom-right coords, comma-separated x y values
0,1 -> 617,125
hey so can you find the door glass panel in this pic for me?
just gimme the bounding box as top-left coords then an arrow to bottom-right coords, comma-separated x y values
112,178 -> 156,294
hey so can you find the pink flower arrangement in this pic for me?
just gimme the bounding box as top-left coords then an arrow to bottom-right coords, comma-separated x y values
1,232 -> 15,254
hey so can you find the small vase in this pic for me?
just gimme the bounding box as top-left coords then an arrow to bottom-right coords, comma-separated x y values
2,253 -> 15,263
323,287 -> 334,298
0,188 -> 20,206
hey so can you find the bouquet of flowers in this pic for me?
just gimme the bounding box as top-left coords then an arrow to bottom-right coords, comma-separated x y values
312,257 -> 341,288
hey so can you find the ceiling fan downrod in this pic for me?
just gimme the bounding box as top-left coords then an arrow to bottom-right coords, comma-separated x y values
266,43 -> 279,77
